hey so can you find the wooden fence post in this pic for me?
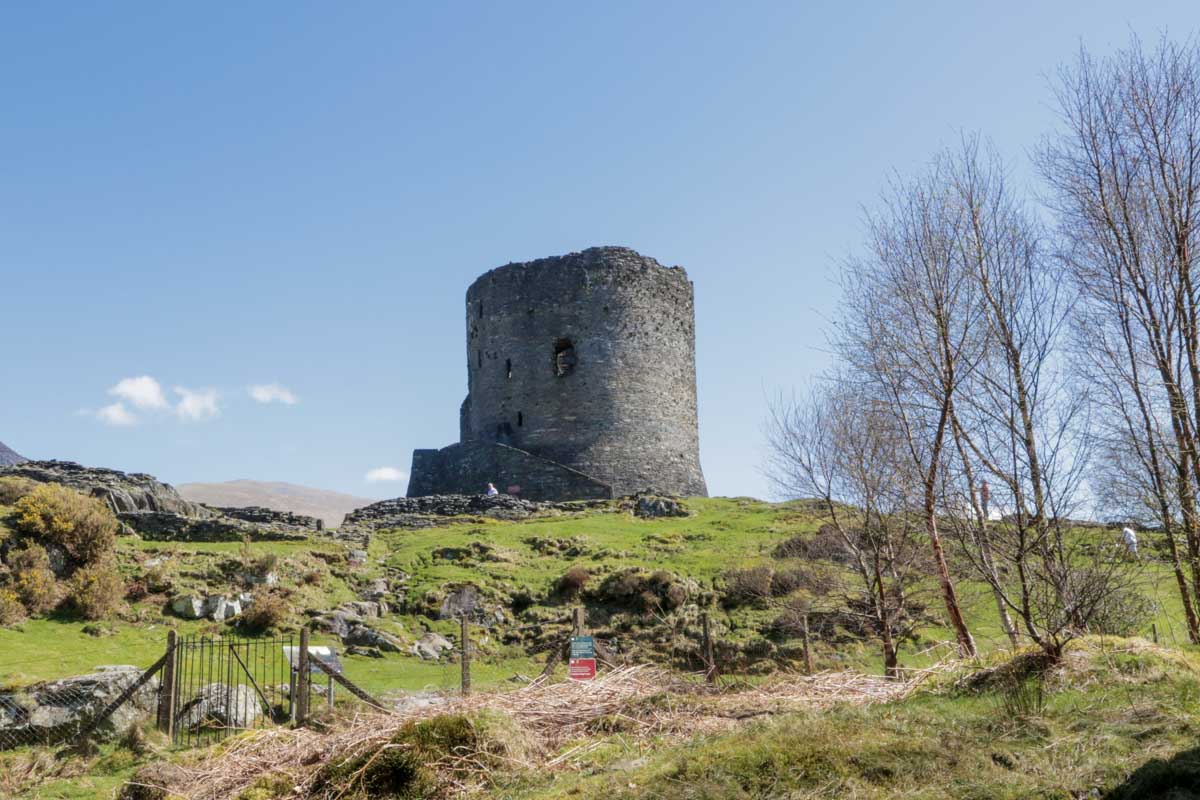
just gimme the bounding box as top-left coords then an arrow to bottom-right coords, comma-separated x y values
573,606 -> 585,637
296,628 -> 310,725
802,613 -> 815,675
702,612 -> 717,684
461,615 -> 472,696
157,630 -> 177,736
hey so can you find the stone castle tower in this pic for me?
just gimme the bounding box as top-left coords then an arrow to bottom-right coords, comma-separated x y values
408,246 -> 708,500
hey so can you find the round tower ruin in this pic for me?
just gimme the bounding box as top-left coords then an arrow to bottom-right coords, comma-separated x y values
408,246 -> 708,500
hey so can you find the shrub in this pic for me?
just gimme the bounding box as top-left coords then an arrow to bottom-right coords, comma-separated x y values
6,541 -> 50,573
143,563 -> 173,593
771,566 -> 835,597
775,526 -> 854,564
555,566 -> 591,598
251,553 -> 278,576
0,589 -> 25,627
593,568 -> 690,613
15,566 -> 59,615
0,476 -> 36,505
1088,586 -> 1156,637
69,561 -> 125,620
7,543 -> 59,615
722,566 -> 774,607
15,484 -> 117,566
240,591 -> 289,633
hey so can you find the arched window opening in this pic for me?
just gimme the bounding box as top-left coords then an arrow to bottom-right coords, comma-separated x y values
554,338 -> 576,377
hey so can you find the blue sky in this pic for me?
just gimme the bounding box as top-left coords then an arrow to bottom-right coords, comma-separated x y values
2,2 -> 1197,499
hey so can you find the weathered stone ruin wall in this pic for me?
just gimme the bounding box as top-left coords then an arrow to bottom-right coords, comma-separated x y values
211,505 -> 324,532
410,246 -> 708,500
408,441 -> 613,501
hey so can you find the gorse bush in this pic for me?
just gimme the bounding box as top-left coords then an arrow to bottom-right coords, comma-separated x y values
15,484 -> 117,567
0,589 -> 25,627
69,561 -> 124,620
0,476 -> 37,505
8,543 -> 59,615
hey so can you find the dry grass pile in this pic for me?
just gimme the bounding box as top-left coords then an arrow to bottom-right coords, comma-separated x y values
165,664 -> 919,799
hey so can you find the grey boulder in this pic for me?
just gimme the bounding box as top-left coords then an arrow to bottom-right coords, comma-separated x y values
205,596 -> 242,621
410,632 -> 454,661
0,665 -> 159,746
343,624 -> 402,653
170,595 -> 206,619
177,684 -> 263,730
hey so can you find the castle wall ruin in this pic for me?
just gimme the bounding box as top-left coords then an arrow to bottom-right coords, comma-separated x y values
409,246 -> 707,500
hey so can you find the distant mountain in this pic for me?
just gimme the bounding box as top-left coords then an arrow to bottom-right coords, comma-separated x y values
177,480 -> 375,528
0,441 -> 27,466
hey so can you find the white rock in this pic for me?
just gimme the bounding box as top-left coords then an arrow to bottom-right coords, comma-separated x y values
171,595 -> 206,619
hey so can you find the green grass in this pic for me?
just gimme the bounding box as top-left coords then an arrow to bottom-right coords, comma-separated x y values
2,495 -> 1197,699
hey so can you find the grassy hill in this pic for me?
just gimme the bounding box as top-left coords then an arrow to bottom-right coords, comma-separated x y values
1,492 -> 1197,798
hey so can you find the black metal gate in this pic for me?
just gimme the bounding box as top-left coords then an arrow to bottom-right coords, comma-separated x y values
169,634 -> 295,747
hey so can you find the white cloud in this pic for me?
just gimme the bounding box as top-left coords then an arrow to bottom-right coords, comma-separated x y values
110,376 -> 168,410
174,387 -> 220,421
365,467 -> 407,483
248,383 -> 298,405
96,402 -> 137,426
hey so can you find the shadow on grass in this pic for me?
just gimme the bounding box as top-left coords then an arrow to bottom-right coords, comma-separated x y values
1105,745 -> 1200,799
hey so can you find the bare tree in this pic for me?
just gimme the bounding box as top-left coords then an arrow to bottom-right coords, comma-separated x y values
766,382 -> 928,676
924,137 -> 1111,657
1039,34 -> 1200,642
835,157 -> 984,657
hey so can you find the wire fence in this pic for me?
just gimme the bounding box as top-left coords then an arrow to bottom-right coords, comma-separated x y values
0,665 -> 162,750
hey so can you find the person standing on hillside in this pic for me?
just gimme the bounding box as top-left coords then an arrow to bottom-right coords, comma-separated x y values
1121,527 -> 1138,560
485,482 -> 499,497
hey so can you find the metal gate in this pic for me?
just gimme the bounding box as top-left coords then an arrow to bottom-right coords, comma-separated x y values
168,633 -> 295,747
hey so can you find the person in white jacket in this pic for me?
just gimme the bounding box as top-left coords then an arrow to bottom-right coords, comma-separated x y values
1121,527 -> 1138,559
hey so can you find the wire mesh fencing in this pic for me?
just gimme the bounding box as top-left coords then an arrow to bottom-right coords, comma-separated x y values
0,661 -> 167,750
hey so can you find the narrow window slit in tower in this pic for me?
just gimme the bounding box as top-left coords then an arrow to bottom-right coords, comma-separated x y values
554,338 -> 576,377
477,350 -> 482,368
506,358 -> 512,379
517,411 -> 523,427
479,302 -> 484,319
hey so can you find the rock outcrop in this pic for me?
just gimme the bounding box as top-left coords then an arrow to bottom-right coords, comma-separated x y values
0,460 -> 212,517
337,493 -> 608,542
633,495 -> 689,518
0,441 -> 26,467
0,461 -> 323,543
0,665 -> 160,747
119,510 -> 310,543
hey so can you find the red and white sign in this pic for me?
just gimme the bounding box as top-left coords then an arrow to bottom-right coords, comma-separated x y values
568,658 -> 597,681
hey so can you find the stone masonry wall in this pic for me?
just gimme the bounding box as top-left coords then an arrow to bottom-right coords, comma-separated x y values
448,246 -> 707,497
407,441 -> 613,501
